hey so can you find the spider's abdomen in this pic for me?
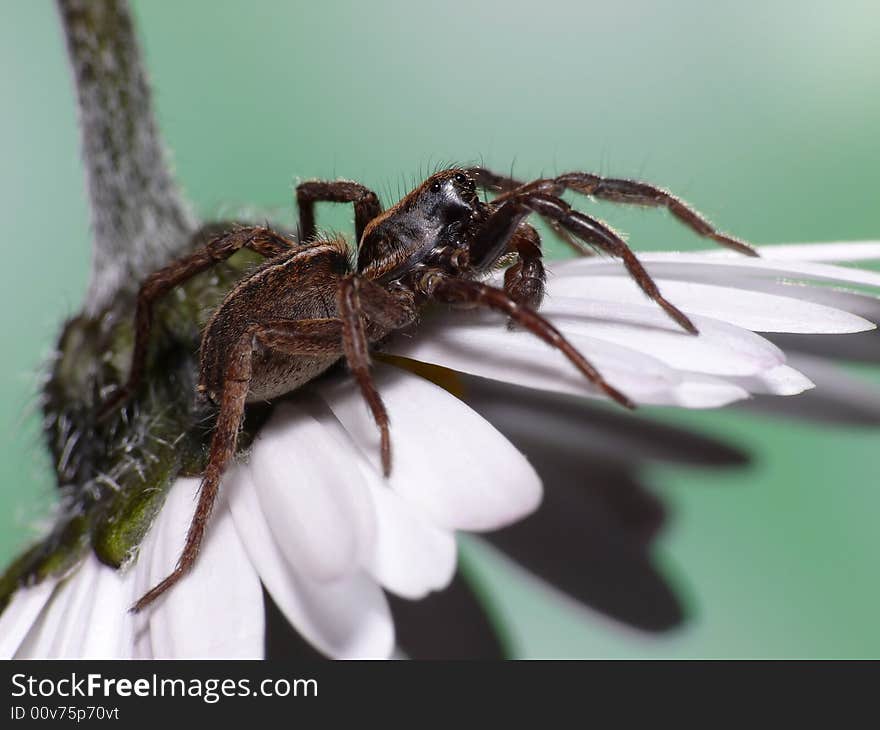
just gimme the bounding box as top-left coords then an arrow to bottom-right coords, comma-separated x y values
197,238 -> 352,402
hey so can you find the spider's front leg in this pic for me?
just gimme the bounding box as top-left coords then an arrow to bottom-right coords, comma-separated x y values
97,226 -> 295,420
418,271 -> 634,410
296,180 -> 382,243
477,193 -> 699,335
466,166 -> 758,258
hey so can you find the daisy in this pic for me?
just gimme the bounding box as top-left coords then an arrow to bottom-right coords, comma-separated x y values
3,239 -> 880,659
10,0 -> 879,661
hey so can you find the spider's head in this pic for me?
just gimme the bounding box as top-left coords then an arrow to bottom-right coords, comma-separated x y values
416,169 -> 479,222
357,169 -> 480,280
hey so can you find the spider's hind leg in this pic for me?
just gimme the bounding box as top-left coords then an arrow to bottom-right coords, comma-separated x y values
131,316 -> 354,612
97,226 -> 295,420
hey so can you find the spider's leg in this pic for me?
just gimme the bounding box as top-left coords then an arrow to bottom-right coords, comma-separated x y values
336,276 -> 417,476
484,194 -> 698,335
131,326 -> 255,612
423,273 -> 634,409
132,317 -> 349,612
466,166 -> 578,252
551,172 -> 758,257
469,166 -> 757,257
296,180 -> 383,243
97,226 -> 294,419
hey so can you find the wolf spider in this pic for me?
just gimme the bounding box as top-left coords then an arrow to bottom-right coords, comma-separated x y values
99,166 -> 756,611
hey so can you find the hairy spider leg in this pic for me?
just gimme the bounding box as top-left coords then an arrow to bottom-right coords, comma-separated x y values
466,166 -> 758,258
479,192 -> 699,335
467,166 -> 581,251
296,180 -> 383,243
131,317 -> 350,612
97,226 -> 295,420
421,274 -> 635,410
337,275 -> 417,476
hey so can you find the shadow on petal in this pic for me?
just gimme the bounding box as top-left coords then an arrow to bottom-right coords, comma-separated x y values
386,570 -> 508,660
736,354 -> 880,426
458,375 -> 752,632
263,586 -> 328,660
767,330 -> 880,365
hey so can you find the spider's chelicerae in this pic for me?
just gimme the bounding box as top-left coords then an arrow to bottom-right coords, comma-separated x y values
101,166 -> 757,611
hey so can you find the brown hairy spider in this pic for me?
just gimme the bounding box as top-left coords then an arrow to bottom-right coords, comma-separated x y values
100,165 -> 757,611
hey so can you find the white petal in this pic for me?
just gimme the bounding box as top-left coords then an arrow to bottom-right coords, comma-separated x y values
361,475 -> 457,600
557,253 -> 880,290
548,276 -> 874,334
317,366 -> 543,532
757,241 -> 880,263
740,353 -> 880,425
226,463 -> 394,659
248,399 -> 376,582
725,364 -> 815,396
14,564 -> 83,658
385,310 -> 751,408
289,396 -> 457,598
137,476 -> 264,659
541,297 -> 785,375
0,576 -> 57,658
616,241 -> 880,263
78,559 -> 136,658
17,554 -> 134,659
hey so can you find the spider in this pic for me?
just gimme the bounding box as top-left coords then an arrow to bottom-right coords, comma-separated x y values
100,165 -> 757,611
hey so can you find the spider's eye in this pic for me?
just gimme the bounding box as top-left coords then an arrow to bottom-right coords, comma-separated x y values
430,181 -> 443,193
454,173 -> 467,184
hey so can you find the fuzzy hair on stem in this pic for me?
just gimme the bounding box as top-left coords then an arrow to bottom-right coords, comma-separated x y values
57,0 -> 198,315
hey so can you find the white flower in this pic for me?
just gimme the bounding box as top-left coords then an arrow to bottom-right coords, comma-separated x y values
3,240 -> 880,659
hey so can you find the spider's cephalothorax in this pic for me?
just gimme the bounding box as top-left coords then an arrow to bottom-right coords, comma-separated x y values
99,165 -> 757,611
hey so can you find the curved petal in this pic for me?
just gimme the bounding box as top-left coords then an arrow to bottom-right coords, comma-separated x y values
384,310 -> 750,408
361,477 -> 457,600
16,555 -> 134,659
739,353 -> 880,426
540,298 -> 786,376
14,564 -> 84,658
316,366 -> 543,532
226,463 -> 394,659
248,399 -> 376,582
78,558 -> 136,658
0,577 -> 58,658
136,477 -> 264,659
725,364 -> 814,396
549,276 -> 874,334
558,253 -> 880,290
755,241 -> 880,263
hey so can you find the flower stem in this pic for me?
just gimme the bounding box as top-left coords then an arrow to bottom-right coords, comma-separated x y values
56,0 -> 198,314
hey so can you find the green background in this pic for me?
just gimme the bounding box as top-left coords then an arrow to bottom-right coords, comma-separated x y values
1,0 -> 879,657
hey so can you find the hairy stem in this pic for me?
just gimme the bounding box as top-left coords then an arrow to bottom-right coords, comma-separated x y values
57,0 -> 198,314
